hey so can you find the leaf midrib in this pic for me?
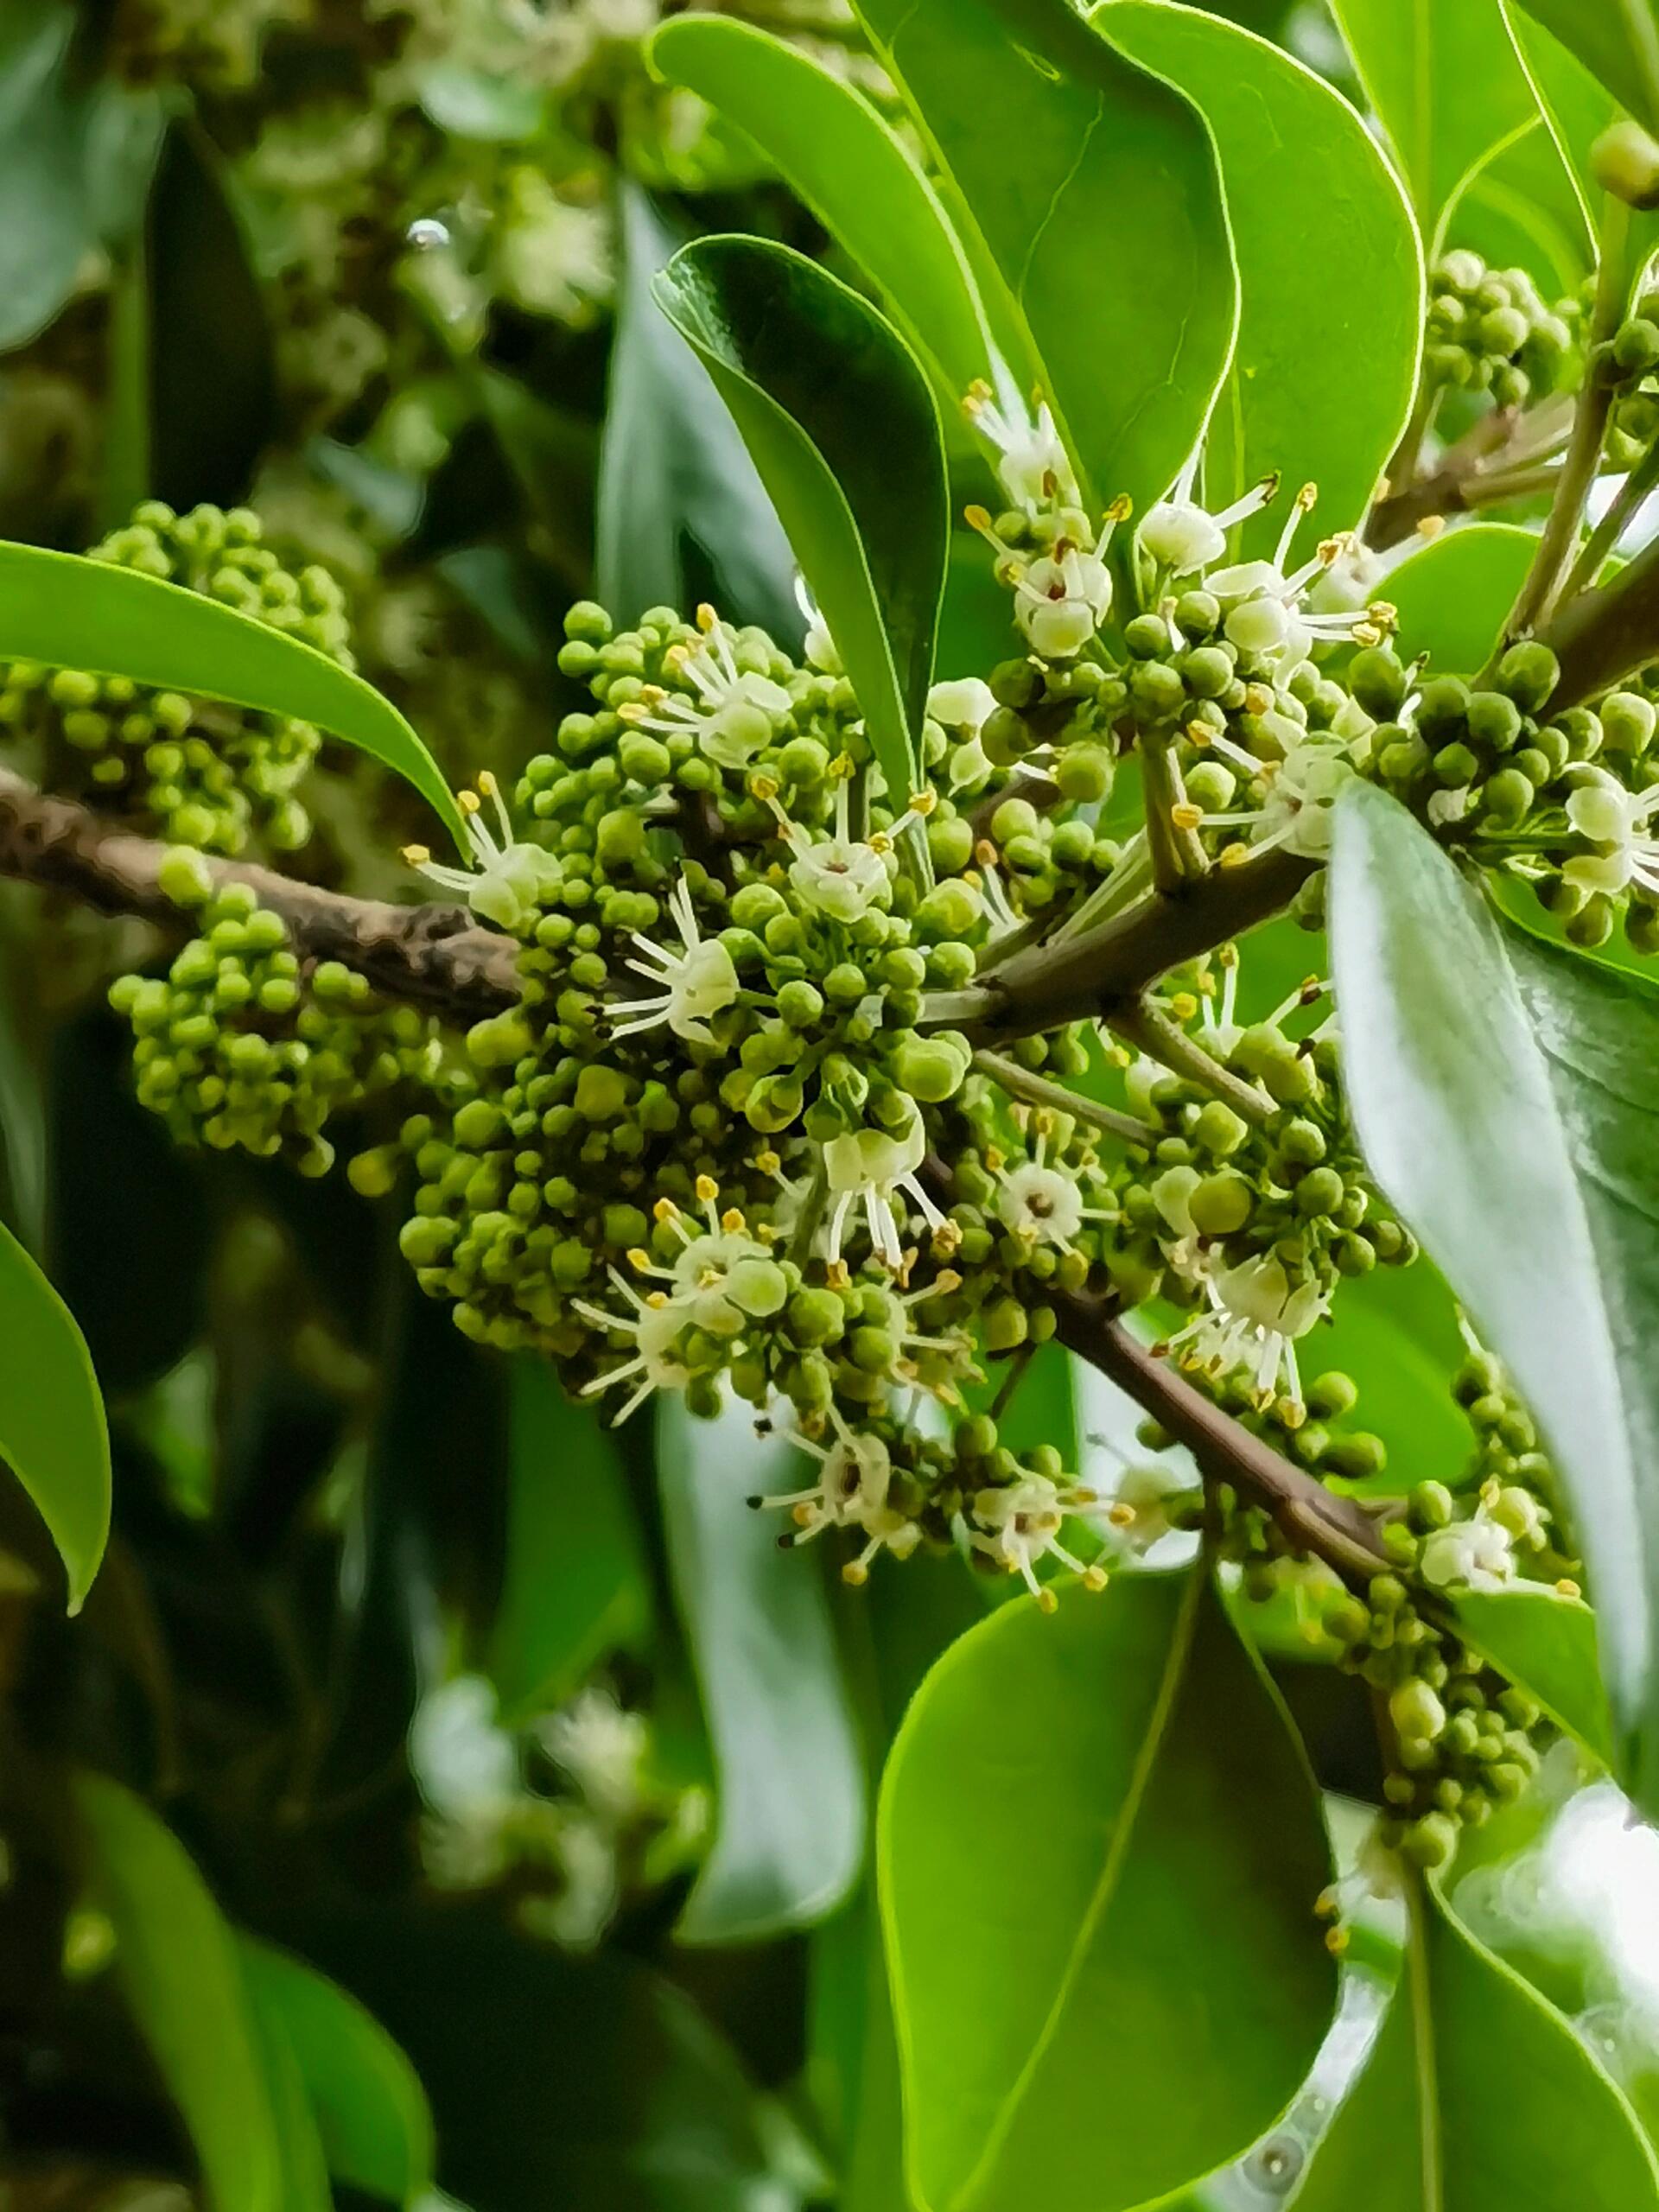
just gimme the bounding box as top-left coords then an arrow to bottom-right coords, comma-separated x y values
949,1566 -> 1206,2212
1407,1878 -> 1445,2212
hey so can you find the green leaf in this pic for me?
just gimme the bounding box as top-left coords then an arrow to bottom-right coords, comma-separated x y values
648,16 -> 995,409
240,1982 -> 334,2212
1510,0 -> 1659,133
653,235 -> 947,802
658,1395 -> 866,1943
1103,1 -> 1422,550
416,63 -> 546,142
1331,781 -> 1659,1805
850,0 -> 1237,516
0,540 -> 463,845
0,2 -> 162,353
880,1567 -> 1335,2212
489,1361 -> 651,1726
1442,119 -> 1594,298
0,1215 -> 108,1611
238,1936 -> 435,2204
473,367 -> 598,594
72,1774 -> 284,2212
1446,1586 -> 1615,1764
1383,521 -> 1540,674
1298,1876 -> 1659,2209
1327,0 -> 1538,248
597,185 -> 800,640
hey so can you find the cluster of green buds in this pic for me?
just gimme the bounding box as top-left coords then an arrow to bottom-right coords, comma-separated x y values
1595,276 -> 1659,460
1423,250 -> 1575,410
109,857 -> 447,1179
0,503 -> 352,854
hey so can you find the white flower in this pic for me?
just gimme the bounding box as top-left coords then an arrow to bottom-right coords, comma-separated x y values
963,378 -> 1080,514
607,876 -> 739,1046
573,1269 -> 694,1425
796,574 -> 842,676
928,677 -> 997,731
538,1687 -> 647,1821
1140,452 -> 1281,573
1421,1512 -> 1517,1593
762,775 -> 893,925
1563,767 -> 1659,898
1201,488 -> 1393,671
823,1102 -> 946,1269
750,1408 -> 924,1583
1163,1253 -> 1331,1408
1201,729 -> 1357,859
967,499 -> 1128,661
1097,1461 -> 1196,1556
619,604 -> 791,768
409,1676 -> 518,1822
404,772 -> 562,933
993,1123 -> 1114,1250
969,1475 -> 1106,1610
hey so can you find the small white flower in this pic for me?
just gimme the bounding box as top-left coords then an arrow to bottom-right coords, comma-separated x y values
969,1475 -> 1106,1609
538,1687 -> 647,1821
1097,1461 -> 1195,1555
928,677 -> 997,731
1421,1512 -> 1517,1593
796,575 -> 842,676
1204,489 -> 1392,671
967,499 -> 1128,661
823,1102 -> 946,1269
404,772 -> 562,933
619,604 -> 791,769
1563,767 -> 1659,898
963,378 -> 1080,514
1140,452 -> 1281,573
750,1409 -> 924,1583
762,775 -> 894,925
573,1271 -> 694,1425
1202,731 -> 1357,860
992,1123 -> 1113,1250
1163,1253 -> 1331,1407
409,1676 -> 518,1822
607,875 -> 739,1046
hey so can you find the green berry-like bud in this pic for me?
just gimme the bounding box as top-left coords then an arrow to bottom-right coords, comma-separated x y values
1295,1165 -> 1346,1217
575,1065 -> 630,1121
1595,120 -> 1659,211
1417,677 -> 1471,736
1401,1811 -> 1459,1870
1349,645 -> 1408,720
789,1287 -> 845,1346
984,1296 -> 1029,1352
1054,743 -> 1115,804
893,1035 -> 968,1103
1466,691 -> 1523,752
1391,1679 -> 1448,1744
1602,690 -> 1657,754
1482,766 -> 1535,823
1409,1480 -> 1455,1532
1496,641 -> 1560,714
1192,1100 -> 1249,1157
1124,612 -> 1174,660
1189,1172 -> 1253,1236
777,979 -> 824,1030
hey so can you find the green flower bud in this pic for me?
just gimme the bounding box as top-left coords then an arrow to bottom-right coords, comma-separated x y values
1189,1171 -> 1252,1236
1192,1100 -> 1249,1157
983,1297 -> 1029,1352
1054,743 -> 1115,804
1391,1679 -> 1447,1744
1602,690 -> 1657,754
1496,641 -> 1560,714
1481,766 -> 1534,823
1465,691 -> 1522,752
777,979 -> 824,1029
1595,120 -> 1659,211
1349,645 -> 1408,720
1295,1165 -> 1346,1217
575,1065 -> 630,1121
1124,612 -> 1174,660
1402,1811 -> 1459,1870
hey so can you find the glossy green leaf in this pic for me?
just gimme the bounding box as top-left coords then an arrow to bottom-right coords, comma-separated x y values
597,185 -> 799,641
1298,1877 -> 1659,2208
73,1775 -> 284,2212
489,1360 -> 651,1726
1383,521 -> 1539,673
241,1981 -> 333,2212
0,1215 -> 109,1611
1447,1586 -> 1615,1765
658,1395 -> 866,1943
0,540 -> 463,845
239,1936 -> 435,2204
654,236 -> 947,802
851,0 -> 1237,516
1103,2 -> 1422,550
1511,0 -> 1659,133
648,17 -> 995,407
1328,0 -> 1537,248
1331,781 -> 1659,1806
0,2 -> 162,352
880,1568 -> 1335,2212
1446,118 -> 1595,296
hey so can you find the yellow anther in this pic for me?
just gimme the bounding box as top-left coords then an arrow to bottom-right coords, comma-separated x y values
842,1560 -> 870,1587
975,838 -> 999,868
1297,480 -> 1319,511
1279,1397 -> 1306,1429
829,751 -> 855,780
1556,1577 -> 1582,1599
934,1269 -> 963,1294
870,832 -> 893,855
984,1146 -> 1006,1173
1106,493 -> 1134,522
793,1503 -> 816,1528
1218,842 -> 1251,869
908,789 -> 938,816
824,1259 -> 851,1289
721,1206 -> 747,1234
1325,1927 -> 1351,1958
402,843 -> 431,866
695,1173 -> 719,1204
750,773 -> 780,803
1108,1503 -> 1136,1529
477,769 -> 498,796
1417,515 -> 1447,541
645,1290 -> 670,1308
1170,801 -> 1204,833
653,1197 -> 681,1223
1315,1887 -> 1341,1920
755,1149 -> 781,1177
1036,1586 -> 1059,1616
1168,992 -> 1198,1022
458,789 -> 480,816
696,602 -> 719,632
1084,1565 -> 1109,1592
618,702 -> 650,725
627,1247 -> 652,1272
1185,722 -> 1213,748
1244,683 -> 1274,715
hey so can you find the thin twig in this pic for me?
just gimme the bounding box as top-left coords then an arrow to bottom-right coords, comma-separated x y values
0,766 -> 520,1014
1053,1293 -> 1389,1583
973,1050 -> 1155,1149
1109,996 -> 1273,1125
1566,432 -> 1659,598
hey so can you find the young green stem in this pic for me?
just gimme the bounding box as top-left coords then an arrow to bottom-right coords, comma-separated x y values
973,1050 -> 1154,1149
1140,736 -> 1207,890
1109,995 -> 1273,1126
1492,197 -> 1632,658
1566,430 -> 1659,600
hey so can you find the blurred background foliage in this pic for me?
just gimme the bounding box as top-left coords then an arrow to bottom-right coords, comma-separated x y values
0,2 -> 1623,2207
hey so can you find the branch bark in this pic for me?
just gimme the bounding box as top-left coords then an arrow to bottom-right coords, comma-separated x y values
1052,1288 -> 1390,1583
1541,529 -> 1659,710
0,767 -> 521,1015
923,845 -> 1314,1044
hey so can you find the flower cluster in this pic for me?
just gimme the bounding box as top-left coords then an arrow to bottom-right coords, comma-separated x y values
1423,250 -> 1575,411
0,503 -> 351,855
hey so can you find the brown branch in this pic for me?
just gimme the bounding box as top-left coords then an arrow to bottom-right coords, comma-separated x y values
0,767 -> 521,1015
1052,1287 -> 1390,1584
923,845 -> 1314,1045
1541,529 -> 1659,709
1366,399 -> 1567,551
